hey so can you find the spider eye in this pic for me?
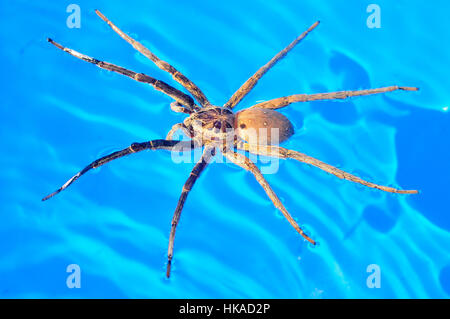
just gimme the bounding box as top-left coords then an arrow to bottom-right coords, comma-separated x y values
220,108 -> 233,115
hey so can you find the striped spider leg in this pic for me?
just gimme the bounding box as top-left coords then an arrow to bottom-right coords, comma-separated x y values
237,142 -> 418,194
47,38 -> 198,112
166,146 -> 215,277
223,149 -> 316,245
42,140 -> 197,201
224,21 -> 320,109
250,86 -> 418,110
95,10 -> 211,108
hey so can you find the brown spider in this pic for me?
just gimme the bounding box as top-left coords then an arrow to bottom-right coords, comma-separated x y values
43,10 -> 419,278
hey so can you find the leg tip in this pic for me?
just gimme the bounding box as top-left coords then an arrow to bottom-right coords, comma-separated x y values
47,38 -> 64,51
47,38 -> 58,46
400,86 -> 419,91
95,9 -> 107,21
398,189 -> 419,194
310,21 -> 320,30
166,260 -> 172,278
42,189 -> 60,201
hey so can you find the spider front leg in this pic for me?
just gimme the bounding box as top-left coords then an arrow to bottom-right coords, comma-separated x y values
42,140 -> 196,201
170,101 -> 200,114
224,21 -> 320,109
223,150 -> 316,245
238,143 -> 418,194
250,86 -> 419,110
47,38 -> 196,109
95,10 -> 211,108
166,146 -> 215,278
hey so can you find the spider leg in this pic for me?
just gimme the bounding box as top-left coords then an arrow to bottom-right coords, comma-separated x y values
238,143 -> 419,194
42,140 -> 197,201
47,38 -> 196,109
170,101 -> 199,114
223,149 -> 315,245
250,86 -> 419,110
223,21 -> 320,109
95,10 -> 211,108
166,146 -> 214,278
166,123 -> 191,140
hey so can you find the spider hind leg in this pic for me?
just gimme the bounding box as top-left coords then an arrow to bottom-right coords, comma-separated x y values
224,149 -> 316,245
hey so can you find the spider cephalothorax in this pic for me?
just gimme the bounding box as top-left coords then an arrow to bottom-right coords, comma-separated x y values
184,106 -> 235,144
44,11 -> 419,278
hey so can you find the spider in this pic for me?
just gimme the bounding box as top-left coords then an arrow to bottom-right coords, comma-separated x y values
43,10 -> 419,278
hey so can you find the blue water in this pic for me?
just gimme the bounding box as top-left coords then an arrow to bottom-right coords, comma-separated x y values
1,0 -> 449,298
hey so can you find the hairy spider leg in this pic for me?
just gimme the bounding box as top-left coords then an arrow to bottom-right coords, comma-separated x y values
166,146 -> 215,278
166,123 -> 192,140
47,38 -> 196,110
238,143 -> 418,194
250,86 -> 419,109
170,101 -> 197,114
224,150 -> 316,245
224,21 -> 320,109
42,140 -> 196,201
95,10 -> 210,108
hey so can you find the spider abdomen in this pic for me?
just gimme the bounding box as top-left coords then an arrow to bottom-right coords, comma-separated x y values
234,107 -> 294,145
